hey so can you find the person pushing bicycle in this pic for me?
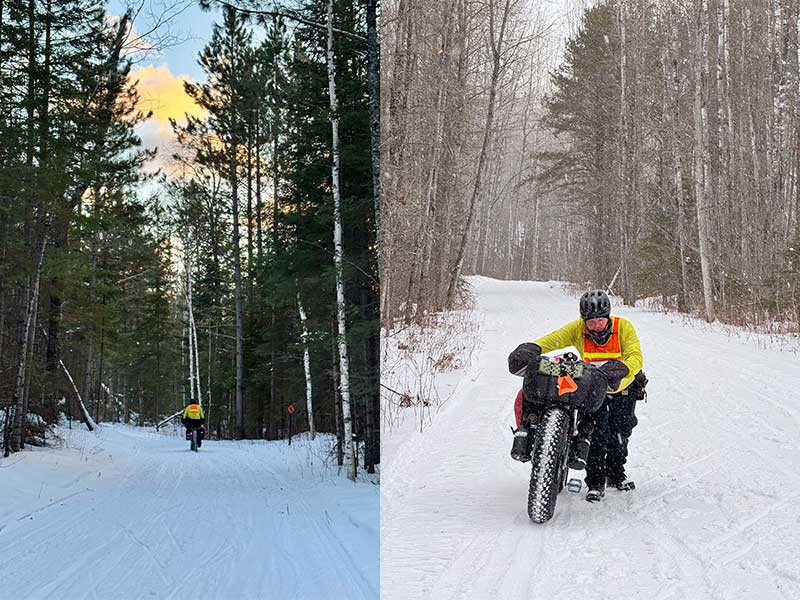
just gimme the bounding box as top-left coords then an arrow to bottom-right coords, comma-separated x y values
508,290 -> 646,503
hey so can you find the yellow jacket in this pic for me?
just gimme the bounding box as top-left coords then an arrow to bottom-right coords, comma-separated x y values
183,404 -> 205,420
534,316 -> 643,394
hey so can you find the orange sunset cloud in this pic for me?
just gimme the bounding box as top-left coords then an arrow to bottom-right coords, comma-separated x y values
131,63 -> 206,125
129,64 -> 207,173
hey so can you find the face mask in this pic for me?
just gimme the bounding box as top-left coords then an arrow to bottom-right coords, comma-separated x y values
586,319 -> 612,344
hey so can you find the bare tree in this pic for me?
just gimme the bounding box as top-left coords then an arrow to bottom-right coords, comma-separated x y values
693,0 -> 716,322
384,0 -> 800,332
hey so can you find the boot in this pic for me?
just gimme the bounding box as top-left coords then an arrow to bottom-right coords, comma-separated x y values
510,426 -> 532,462
586,483 -> 605,503
607,474 -> 635,491
567,436 -> 590,470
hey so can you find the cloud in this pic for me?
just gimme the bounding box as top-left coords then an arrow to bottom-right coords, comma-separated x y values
131,63 -> 206,125
129,64 -> 206,173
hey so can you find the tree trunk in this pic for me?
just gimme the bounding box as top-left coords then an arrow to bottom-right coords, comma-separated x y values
445,0 -> 512,307
366,0 -> 381,279
20,281 -> 39,446
192,311 -> 201,406
694,0 -> 716,322
231,137 -> 245,439
94,321 -> 105,421
327,0 -> 355,480
669,11 -> 690,312
9,223 -> 49,453
186,242 -> 196,404
296,292 -> 315,440
617,1 -> 630,302
331,319 -> 343,466
42,0 -> 64,384
363,286 -> 379,473
58,358 -> 95,431
185,240 -> 202,406
269,20 -> 281,440
25,0 -> 35,169
255,106 -> 263,263
246,119 -> 254,303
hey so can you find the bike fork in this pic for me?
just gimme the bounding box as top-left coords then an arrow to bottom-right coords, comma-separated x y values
566,409 -> 583,493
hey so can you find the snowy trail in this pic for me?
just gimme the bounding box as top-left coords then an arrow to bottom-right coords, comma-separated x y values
382,277 -> 800,600
0,424 -> 378,600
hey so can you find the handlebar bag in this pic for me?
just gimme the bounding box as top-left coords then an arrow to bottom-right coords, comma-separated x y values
523,358 -> 607,413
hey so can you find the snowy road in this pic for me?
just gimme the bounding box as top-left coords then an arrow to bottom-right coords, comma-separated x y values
382,277 -> 800,600
0,424 -> 378,600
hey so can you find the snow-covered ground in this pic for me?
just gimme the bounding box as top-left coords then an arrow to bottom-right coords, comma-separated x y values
381,276 -> 800,600
0,423 -> 378,600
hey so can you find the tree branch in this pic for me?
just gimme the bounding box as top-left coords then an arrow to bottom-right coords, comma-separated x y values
207,0 -> 367,43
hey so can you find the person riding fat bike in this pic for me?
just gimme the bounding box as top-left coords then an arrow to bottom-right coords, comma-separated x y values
182,403 -> 206,446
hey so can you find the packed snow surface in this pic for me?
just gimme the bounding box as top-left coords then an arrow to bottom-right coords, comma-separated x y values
0,424 -> 378,600
381,276 -> 800,600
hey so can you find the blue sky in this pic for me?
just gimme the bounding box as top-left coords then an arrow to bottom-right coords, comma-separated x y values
109,0 -> 217,80
107,0 -> 221,171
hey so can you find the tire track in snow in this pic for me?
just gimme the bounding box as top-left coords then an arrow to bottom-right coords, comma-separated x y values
3,425 -> 377,600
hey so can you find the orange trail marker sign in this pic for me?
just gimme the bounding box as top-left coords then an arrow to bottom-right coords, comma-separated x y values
287,405 -> 296,445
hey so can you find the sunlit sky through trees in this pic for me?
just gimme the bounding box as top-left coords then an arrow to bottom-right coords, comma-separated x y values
108,0 -> 217,173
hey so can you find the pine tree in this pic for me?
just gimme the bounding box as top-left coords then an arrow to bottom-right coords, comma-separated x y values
1,1 -> 177,454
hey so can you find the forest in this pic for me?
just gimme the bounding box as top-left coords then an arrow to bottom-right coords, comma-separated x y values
0,0 -> 379,478
382,0 -> 800,333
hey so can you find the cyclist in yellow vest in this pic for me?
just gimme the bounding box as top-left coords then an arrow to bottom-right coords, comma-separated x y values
508,290 -> 646,503
182,403 -> 206,447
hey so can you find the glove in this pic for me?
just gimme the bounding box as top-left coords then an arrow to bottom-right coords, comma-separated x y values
631,370 -> 648,400
598,359 -> 629,391
508,343 -> 542,376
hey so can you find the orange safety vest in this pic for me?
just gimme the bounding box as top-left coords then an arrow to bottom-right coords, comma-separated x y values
582,316 -> 623,363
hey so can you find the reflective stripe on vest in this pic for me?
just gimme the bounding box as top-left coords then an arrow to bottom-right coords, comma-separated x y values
187,404 -> 202,417
582,317 -> 622,362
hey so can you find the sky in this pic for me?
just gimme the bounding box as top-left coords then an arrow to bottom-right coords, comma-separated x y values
105,0 -> 588,176
107,0 -> 219,172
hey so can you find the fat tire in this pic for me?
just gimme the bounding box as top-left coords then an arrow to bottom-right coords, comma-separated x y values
527,408 -> 570,523
191,429 -> 198,452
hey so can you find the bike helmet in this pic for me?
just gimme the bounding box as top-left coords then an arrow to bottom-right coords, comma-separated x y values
579,290 -> 611,320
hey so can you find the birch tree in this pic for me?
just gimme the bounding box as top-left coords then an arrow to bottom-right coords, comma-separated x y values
297,292 -> 315,439
327,0 -> 356,480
